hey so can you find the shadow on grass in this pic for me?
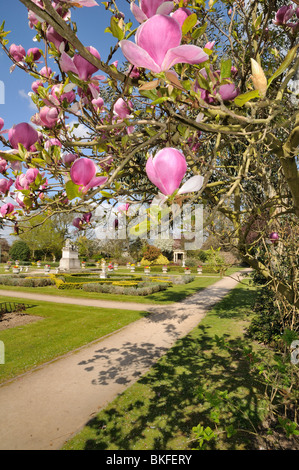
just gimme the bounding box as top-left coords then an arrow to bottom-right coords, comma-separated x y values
72,287 -> 265,450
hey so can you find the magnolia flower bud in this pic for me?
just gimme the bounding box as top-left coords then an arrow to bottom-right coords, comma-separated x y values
250,58 -> 267,98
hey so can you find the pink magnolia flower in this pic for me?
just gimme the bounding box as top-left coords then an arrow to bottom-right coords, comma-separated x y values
0,158 -> 8,174
72,211 -> 92,230
126,65 -> 141,78
82,212 -> 92,223
70,157 -> 108,193
118,203 -> 130,213
9,44 -> 26,62
72,217 -> 84,230
171,7 -> 193,28
51,84 -> 76,104
0,178 -> 13,194
131,0 -> 174,23
39,106 -> 59,128
16,192 -> 26,208
205,41 -> 215,50
62,153 -> 79,166
31,80 -> 44,94
92,96 -> 105,111
146,148 -> 187,195
26,168 -> 40,184
120,14 -> 208,73
146,147 -> 204,196
8,122 -> 39,150
15,168 -> 40,190
0,203 -> 14,217
113,98 -> 133,119
60,46 -> 101,81
0,118 -> 4,132
273,5 -> 295,25
195,66 -> 240,103
26,47 -> 42,61
46,26 -> 66,49
39,66 -> 53,78
45,138 -> 62,150
269,231 -> 279,243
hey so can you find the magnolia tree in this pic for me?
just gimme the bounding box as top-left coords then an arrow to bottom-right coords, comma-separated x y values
0,0 -> 298,322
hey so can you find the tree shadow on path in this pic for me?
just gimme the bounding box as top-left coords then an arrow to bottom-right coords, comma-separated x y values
74,286 -> 267,450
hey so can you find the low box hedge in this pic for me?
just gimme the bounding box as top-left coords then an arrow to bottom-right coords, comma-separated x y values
0,275 -> 55,287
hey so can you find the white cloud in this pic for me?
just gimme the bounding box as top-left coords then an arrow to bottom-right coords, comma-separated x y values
18,89 -> 36,110
68,120 -> 91,139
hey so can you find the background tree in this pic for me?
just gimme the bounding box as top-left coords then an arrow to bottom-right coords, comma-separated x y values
9,240 -> 30,262
19,214 -> 64,260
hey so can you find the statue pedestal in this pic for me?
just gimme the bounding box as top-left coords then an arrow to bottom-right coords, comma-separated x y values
59,240 -> 81,271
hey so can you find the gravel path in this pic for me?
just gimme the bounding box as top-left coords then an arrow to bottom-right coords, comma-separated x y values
0,270 -> 250,450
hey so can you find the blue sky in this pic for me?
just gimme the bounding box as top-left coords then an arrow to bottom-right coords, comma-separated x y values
0,0 -> 135,242
0,0 -> 134,130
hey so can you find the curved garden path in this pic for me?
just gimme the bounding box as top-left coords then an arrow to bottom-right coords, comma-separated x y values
0,269 -> 251,450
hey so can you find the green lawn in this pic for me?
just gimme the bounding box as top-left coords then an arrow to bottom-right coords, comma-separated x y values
62,281 -> 269,451
0,297 -> 147,384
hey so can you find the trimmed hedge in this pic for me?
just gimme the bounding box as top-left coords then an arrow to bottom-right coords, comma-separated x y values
0,275 -> 55,287
82,281 -> 170,296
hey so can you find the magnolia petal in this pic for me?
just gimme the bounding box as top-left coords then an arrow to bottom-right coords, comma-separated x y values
92,74 -> 106,80
218,83 -> 240,101
136,15 -> 182,68
70,157 -> 96,187
145,155 -> 169,195
82,175 -> 108,193
131,2 -> 148,23
178,175 -> 204,194
156,1 -> 175,15
119,40 -> 161,73
73,46 -> 101,81
162,45 -> 208,71
59,52 -> 78,75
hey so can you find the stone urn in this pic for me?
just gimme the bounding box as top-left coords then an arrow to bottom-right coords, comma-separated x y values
13,267 -> 20,274
184,268 -> 191,275
144,267 -> 150,275
162,266 -> 168,274
100,269 -> 107,279
81,262 -> 86,270
197,266 -> 202,274
4,265 -> 10,272
130,265 -> 135,272
37,261 -> 41,268
114,263 -> 118,271
44,265 -> 51,273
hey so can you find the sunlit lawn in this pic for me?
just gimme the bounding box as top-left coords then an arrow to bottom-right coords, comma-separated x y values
0,296 -> 147,384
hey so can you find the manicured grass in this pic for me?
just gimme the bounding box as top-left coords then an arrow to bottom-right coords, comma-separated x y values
0,268 -> 246,304
0,296 -> 147,384
62,281 -> 267,451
